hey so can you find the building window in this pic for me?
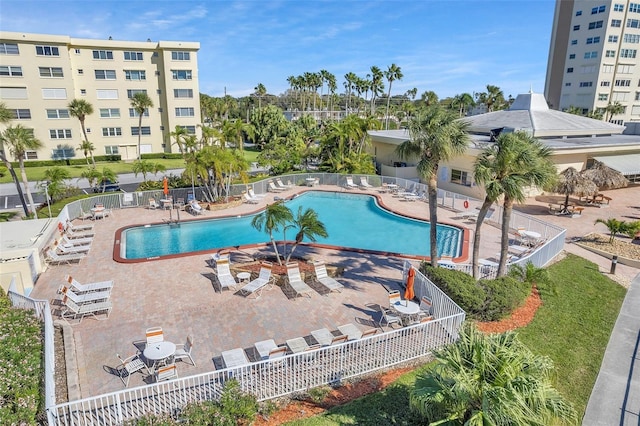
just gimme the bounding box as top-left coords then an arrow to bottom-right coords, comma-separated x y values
123,51 -> 143,61
96,89 -> 118,99
598,93 -> 609,101
608,35 -> 619,42
0,43 -> 19,55
611,119 -> 624,125
80,89 -> 87,95
576,10 -> 582,16
171,51 -> 190,60
131,126 -> 151,136
74,48 -> 80,54
606,50 -> 616,57
579,81 -> 593,87
451,169 -> 472,186
127,89 -> 147,98
49,129 -> 72,139
25,151 -> 38,160
92,50 -> 113,60
175,107 -> 195,117
632,105 -> 640,115
601,81 -> 611,86
77,69 -> 83,75
171,69 -> 192,80
569,53 -> 576,59
0,65 -> 22,76
39,67 -> 64,78
612,19 -> 622,27
565,82 -> 572,86
571,39 -> 578,45
635,92 -> 640,100
615,79 -> 631,86
584,51 -> 598,58
624,33 -> 640,43
617,64 -> 635,73
95,69 -> 116,80
102,127 -> 122,136
41,88 -> 67,99
628,19 -> 640,28
573,25 -> 580,31
156,89 -> 162,94
46,109 -> 70,119
158,107 -> 163,113
588,20 -> 603,29
615,3 -> 625,12
621,48 -> 638,58
174,88 -> 194,98
12,109 -> 31,119
586,36 -> 601,44
602,64 -> 614,73
105,145 -> 119,155
129,108 -> 149,117
581,65 -> 597,73
99,108 -> 120,118
567,67 -> 574,73
0,86 -> 28,99
36,45 -> 60,56
124,70 -> 146,80
177,125 -> 196,134
631,2 -> 640,13
612,92 -> 629,101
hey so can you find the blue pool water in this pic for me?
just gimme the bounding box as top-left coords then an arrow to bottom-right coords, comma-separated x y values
122,191 -> 462,259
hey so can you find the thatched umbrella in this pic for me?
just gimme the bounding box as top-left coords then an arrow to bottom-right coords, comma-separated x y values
552,167 -> 597,213
580,160 -> 628,190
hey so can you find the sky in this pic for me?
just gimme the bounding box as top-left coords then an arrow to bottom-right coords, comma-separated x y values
0,0 -> 556,100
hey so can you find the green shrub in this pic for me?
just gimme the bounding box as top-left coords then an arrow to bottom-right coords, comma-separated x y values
141,153 -> 183,160
307,385 -> 332,403
420,264 -> 485,316
478,276 -> 531,321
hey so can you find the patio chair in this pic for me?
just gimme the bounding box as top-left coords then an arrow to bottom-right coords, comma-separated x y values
77,209 -> 94,222
378,306 -> 401,329
188,200 -> 204,215
65,275 -> 114,294
67,221 -> 94,232
243,192 -> 259,204
60,234 -> 92,247
359,176 -> 373,189
146,327 -> 164,347
419,296 -> 433,317
388,289 -> 401,306
174,198 -> 185,209
148,198 -> 159,209
60,296 -> 112,323
117,353 -> 150,387
46,249 -> 84,265
56,243 -> 90,255
248,188 -> 266,199
268,181 -> 285,192
214,258 -> 238,291
466,207 -> 495,223
275,178 -> 289,190
360,328 -> 378,339
65,227 -> 95,239
155,362 -> 178,382
238,262 -> 275,299
311,260 -> 344,293
344,176 -> 358,190
286,262 -> 314,298
174,335 -> 196,366
337,323 -> 363,340
58,285 -> 110,305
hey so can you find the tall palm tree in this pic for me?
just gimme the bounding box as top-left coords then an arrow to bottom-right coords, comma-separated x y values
605,101 -> 625,122
396,106 -> 470,265
0,125 -> 44,218
251,201 -> 293,265
68,99 -> 95,166
369,66 -> 384,116
284,206 -> 328,262
0,102 -> 30,215
77,140 -> 96,166
384,63 -> 403,129
170,125 -> 189,156
410,324 -> 577,425
130,92 -> 153,160
254,83 -> 267,109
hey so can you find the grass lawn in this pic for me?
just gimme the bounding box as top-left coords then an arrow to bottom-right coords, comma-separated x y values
288,254 -> 626,425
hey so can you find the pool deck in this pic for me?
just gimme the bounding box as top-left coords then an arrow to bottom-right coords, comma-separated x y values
30,183 -> 639,399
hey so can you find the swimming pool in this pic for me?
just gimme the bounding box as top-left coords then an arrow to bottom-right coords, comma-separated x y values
119,191 -> 464,260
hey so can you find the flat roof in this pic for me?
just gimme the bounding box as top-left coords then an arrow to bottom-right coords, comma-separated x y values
0,219 -> 56,258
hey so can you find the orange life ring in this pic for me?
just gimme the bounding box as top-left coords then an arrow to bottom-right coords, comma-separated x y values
58,222 -> 64,231
463,200 -> 469,209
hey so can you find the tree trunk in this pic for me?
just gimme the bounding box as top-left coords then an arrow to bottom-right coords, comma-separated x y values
472,198 -> 494,278
497,199 -> 513,276
385,84 -> 393,130
0,152 -> 29,216
137,115 -> 143,160
19,158 -> 37,218
270,236 -> 282,265
428,173 -> 439,267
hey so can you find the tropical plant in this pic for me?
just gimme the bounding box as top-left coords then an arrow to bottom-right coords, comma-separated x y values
396,106 -> 470,266
594,218 -> 637,243
38,166 -> 71,204
604,101 -> 624,122
130,92 -> 154,160
0,102 -> 30,215
132,160 -> 155,182
68,99 -> 95,166
410,324 -> 577,425
76,139 -> 96,166
384,64 -> 403,129
251,201 -> 294,265
284,206 -> 328,262
253,83 -> 267,109
0,125 -> 44,218
475,84 -> 507,111
509,260 -> 554,295
170,125 -> 190,156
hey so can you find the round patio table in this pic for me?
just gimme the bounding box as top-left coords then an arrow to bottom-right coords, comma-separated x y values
143,341 -> 176,368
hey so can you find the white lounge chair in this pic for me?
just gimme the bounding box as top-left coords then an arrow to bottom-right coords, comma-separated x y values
117,353 -> 150,387
311,260 -> 344,293
56,243 -> 90,255
60,234 -> 92,247
188,200 -> 203,215
344,176 -> 359,190
248,188 -> 266,199
58,285 -> 110,305
214,257 -> 238,291
275,178 -> 289,190
60,295 -> 112,323
268,181 -> 285,192
46,249 -> 84,265
148,197 -> 159,209
243,192 -> 259,204
65,275 -> 114,294
337,323 -> 363,340
254,338 -> 286,360
286,262 -> 314,298
67,221 -> 94,232
239,262 -> 275,299
66,227 -> 95,239
359,176 -> 373,189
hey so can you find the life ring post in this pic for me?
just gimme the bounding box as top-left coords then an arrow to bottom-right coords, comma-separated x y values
463,200 -> 469,209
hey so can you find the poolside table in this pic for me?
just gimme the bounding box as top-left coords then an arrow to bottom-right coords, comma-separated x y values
143,341 -> 176,369
392,300 -> 420,325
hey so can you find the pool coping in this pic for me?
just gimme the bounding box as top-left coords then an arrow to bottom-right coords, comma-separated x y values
112,189 -> 470,264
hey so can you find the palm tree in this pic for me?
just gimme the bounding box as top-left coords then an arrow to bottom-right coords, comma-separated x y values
384,64 -> 403,129
170,125 -> 189,156
595,218 -> 633,243
132,160 -> 154,182
0,125 -> 44,218
77,140 -> 96,166
39,166 -> 71,206
130,92 -> 153,160
509,260 -> 553,295
410,324 -> 577,425
369,66 -> 384,116
250,201 -> 293,265
396,106 -> 469,266
253,83 -> 267,109
0,102 -> 30,216
605,101 -> 625,122
68,99 -> 95,166
285,207 -> 328,262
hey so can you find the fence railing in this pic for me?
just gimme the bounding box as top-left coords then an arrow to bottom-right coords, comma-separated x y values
48,264 -> 464,424
7,277 -> 57,426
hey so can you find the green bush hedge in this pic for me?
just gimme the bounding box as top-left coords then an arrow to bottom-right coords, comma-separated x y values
17,155 -> 121,167
420,264 -> 531,321
141,153 -> 183,160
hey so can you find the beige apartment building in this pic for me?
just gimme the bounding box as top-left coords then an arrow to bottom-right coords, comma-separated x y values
0,31 -> 200,161
545,0 -> 640,125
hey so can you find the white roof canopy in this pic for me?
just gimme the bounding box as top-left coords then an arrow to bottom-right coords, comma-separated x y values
593,154 -> 640,175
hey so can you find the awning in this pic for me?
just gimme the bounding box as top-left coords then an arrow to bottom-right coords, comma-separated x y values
593,154 -> 640,176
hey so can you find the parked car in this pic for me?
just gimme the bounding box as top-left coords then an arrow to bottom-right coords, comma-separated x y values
93,179 -> 121,193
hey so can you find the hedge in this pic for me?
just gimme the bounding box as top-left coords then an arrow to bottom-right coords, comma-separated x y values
17,155 -> 121,167
141,153 -> 183,160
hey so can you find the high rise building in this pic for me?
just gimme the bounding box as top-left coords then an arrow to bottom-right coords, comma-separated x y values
0,31 -> 200,161
545,0 -> 640,125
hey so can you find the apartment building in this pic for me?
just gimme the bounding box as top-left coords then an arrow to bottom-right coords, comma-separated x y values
545,0 -> 640,125
0,31 -> 200,161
